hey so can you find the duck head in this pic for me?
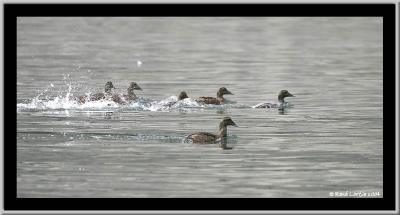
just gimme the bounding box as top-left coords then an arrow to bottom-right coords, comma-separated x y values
105,81 -> 115,93
128,82 -> 142,92
220,117 -> 238,128
178,91 -> 188,100
278,90 -> 294,102
217,87 -> 233,98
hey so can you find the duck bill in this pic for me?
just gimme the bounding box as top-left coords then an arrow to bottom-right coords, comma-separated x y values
287,92 -> 294,97
135,86 -> 143,91
231,122 -> 238,127
226,90 -> 234,95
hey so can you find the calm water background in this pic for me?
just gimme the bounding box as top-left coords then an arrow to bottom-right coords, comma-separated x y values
17,17 -> 383,198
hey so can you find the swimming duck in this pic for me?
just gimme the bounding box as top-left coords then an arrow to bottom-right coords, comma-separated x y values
253,90 -> 294,108
178,91 -> 189,100
196,87 -> 233,105
163,91 -> 189,107
122,82 -> 142,102
77,81 -> 115,103
185,117 -> 237,149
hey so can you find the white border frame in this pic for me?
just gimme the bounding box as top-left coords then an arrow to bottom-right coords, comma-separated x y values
2,1 -> 398,214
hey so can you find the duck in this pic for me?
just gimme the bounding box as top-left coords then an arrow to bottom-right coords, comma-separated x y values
253,90 -> 294,108
185,117 -> 237,149
178,91 -> 189,101
121,82 -> 142,103
162,91 -> 189,107
77,81 -> 115,103
195,87 -> 233,105
106,82 -> 143,105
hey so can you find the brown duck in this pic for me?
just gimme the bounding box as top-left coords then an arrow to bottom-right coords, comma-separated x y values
185,117 -> 237,149
105,82 -> 143,105
77,81 -> 115,103
121,82 -> 142,103
196,87 -> 233,105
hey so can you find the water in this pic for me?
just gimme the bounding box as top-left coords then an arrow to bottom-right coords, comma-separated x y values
17,17 -> 383,198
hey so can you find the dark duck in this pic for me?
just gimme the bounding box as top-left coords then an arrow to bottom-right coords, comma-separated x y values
77,81 -> 115,103
185,117 -> 237,149
196,87 -> 233,105
164,91 -> 189,107
253,90 -> 294,108
178,91 -> 189,100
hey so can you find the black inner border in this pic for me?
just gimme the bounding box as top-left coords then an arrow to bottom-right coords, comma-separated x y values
4,3 -> 396,211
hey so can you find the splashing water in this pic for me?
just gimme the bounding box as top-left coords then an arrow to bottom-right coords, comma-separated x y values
148,96 -> 204,112
17,80 -> 289,112
17,80 -> 118,111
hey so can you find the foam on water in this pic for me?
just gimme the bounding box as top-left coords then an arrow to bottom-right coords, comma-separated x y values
148,97 -> 203,112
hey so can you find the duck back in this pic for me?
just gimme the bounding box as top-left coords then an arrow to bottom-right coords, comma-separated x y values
186,132 -> 218,144
112,94 -> 125,104
89,92 -> 105,101
253,102 -> 277,108
196,97 -> 221,105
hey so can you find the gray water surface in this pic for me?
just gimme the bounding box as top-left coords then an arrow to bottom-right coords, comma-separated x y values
17,17 -> 383,198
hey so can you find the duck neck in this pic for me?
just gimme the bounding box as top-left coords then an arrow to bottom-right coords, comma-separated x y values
217,122 -> 230,149
128,89 -> 137,100
105,88 -> 112,95
278,95 -> 285,104
217,92 -> 224,102
217,123 -> 228,141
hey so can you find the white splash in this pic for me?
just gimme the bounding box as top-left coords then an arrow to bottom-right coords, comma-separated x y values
148,97 -> 203,112
17,81 -> 255,112
17,81 -> 122,111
